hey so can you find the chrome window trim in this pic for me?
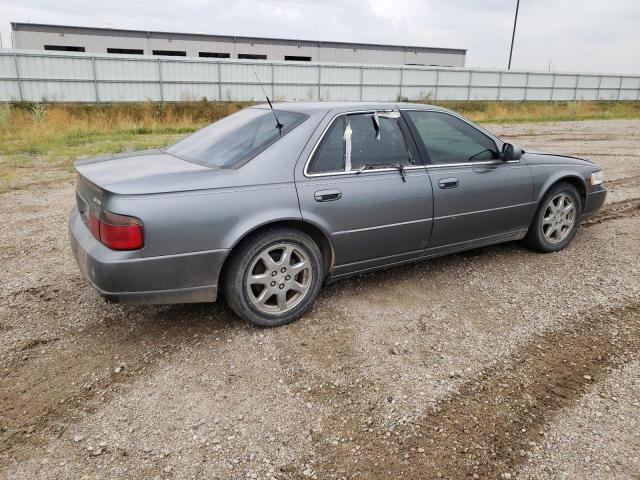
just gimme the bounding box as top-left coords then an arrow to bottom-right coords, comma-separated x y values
426,159 -> 520,168
303,109 -> 422,178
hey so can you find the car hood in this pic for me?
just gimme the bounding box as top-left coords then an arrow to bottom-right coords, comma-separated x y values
523,150 -> 597,166
74,149 -> 223,194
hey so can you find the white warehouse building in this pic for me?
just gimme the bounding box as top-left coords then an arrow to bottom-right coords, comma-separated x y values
10,22 -> 467,67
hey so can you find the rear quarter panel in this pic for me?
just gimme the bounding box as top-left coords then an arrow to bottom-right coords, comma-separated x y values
103,110 -> 326,258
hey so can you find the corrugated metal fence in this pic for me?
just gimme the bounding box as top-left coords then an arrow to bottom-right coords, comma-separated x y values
1,49 -> 639,103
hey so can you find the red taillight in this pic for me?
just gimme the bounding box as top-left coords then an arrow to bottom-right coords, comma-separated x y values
88,213 -> 101,239
88,209 -> 144,251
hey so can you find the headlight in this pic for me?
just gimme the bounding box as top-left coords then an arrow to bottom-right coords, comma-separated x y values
590,170 -> 603,186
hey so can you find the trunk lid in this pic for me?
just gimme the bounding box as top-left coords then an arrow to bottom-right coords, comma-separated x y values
74,149 -> 210,194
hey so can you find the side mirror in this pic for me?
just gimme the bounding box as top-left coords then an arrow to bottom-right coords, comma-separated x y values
501,143 -> 523,161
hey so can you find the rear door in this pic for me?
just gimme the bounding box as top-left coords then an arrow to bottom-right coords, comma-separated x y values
295,110 -> 433,275
403,109 -> 534,248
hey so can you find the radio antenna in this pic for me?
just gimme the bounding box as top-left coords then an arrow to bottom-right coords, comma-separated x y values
254,72 -> 283,132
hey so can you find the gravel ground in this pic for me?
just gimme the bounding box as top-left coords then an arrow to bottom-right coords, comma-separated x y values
0,119 -> 639,479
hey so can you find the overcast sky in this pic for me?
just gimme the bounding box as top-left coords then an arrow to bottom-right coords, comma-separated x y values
1,0 -> 639,74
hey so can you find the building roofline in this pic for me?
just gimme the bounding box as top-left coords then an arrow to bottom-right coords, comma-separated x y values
10,21 -> 467,54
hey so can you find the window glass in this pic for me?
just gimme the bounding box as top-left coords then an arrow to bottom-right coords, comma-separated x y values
307,117 -> 345,173
406,111 -> 499,164
308,113 -> 413,174
165,108 -> 307,169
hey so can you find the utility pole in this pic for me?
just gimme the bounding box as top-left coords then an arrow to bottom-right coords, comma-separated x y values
508,0 -> 520,69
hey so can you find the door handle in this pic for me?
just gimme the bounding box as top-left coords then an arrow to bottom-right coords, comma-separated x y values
314,189 -> 342,202
438,178 -> 459,189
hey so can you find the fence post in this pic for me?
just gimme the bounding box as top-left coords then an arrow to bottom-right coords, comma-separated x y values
497,71 -> 503,101
317,64 -> 321,101
467,71 -> 472,101
617,76 -> 623,101
157,58 -> 164,102
524,72 -> 530,101
12,52 -> 23,102
271,62 -> 275,99
550,73 -> 556,101
91,56 -> 99,103
434,69 -> 440,101
217,61 -> 223,101
399,66 -> 404,100
596,75 -> 602,100
573,75 -> 579,101
359,66 -> 364,101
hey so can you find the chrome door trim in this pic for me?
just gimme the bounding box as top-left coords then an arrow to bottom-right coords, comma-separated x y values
426,159 -> 520,168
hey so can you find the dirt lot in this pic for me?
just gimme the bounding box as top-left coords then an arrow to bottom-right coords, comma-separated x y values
1,119 -> 639,479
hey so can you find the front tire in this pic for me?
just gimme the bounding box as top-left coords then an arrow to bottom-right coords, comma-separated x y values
524,182 -> 582,253
222,227 -> 324,327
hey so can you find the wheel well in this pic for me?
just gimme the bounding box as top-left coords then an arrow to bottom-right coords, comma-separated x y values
220,220 -> 334,283
548,176 -> 587,207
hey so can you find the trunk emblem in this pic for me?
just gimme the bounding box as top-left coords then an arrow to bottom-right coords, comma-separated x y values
93,197 -> 102,206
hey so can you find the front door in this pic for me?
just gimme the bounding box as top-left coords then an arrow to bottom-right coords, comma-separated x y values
296,110 -> 433,275
403,110 -> 534,249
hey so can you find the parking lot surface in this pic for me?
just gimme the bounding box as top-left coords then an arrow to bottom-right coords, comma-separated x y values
1,119 -> 639,479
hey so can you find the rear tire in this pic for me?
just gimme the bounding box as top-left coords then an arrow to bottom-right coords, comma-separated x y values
524,182 -> 582,253
222,227 -> 324,327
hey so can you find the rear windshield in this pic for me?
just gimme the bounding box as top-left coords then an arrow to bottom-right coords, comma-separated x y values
164,108 -> 307,169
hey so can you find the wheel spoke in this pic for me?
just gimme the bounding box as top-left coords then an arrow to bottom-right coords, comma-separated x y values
255,288 -> 271,305
290,260 -> 307,276
249,273 -> 270,285
289,281 -> 306,293
260,252 -> 277,271
276,291 -> 288,310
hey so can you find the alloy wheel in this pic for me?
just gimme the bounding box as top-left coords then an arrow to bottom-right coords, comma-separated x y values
541,193 -> 576,243
245,243 -> 313,314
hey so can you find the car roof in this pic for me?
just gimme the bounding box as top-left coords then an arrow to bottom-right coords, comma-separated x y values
252,101 -> 451,115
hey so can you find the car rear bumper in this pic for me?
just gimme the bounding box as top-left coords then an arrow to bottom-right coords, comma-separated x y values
69,207 -> 228,304
582,185 -> 607,218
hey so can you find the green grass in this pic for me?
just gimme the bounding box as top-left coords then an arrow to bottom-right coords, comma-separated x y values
1,100 -> 638,193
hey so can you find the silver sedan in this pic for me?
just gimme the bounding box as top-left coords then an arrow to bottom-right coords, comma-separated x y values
69,102 -> 606,326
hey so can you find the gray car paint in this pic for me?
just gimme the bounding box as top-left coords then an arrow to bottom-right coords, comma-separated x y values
69,101 -> 606,304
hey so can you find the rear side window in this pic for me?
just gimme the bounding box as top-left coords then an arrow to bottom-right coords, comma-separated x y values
165,108 -> 307,169
308,112 -> 414,174
406,111 -> 499,164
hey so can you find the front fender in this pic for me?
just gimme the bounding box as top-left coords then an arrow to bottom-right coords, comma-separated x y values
532,170 -> 588,205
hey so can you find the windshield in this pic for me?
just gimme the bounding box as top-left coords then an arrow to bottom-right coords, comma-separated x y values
165,108 -> 307,168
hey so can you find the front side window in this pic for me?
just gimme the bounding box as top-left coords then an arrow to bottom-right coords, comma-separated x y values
165,108 -> 307,169
406,111 -> 499,164
308,112 -> 414,174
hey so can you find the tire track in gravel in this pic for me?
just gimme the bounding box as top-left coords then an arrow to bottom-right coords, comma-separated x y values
604,173 -> 640,188
0,301 -> 235,466
582,197 -> 640,227
307,300 -> 640,479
